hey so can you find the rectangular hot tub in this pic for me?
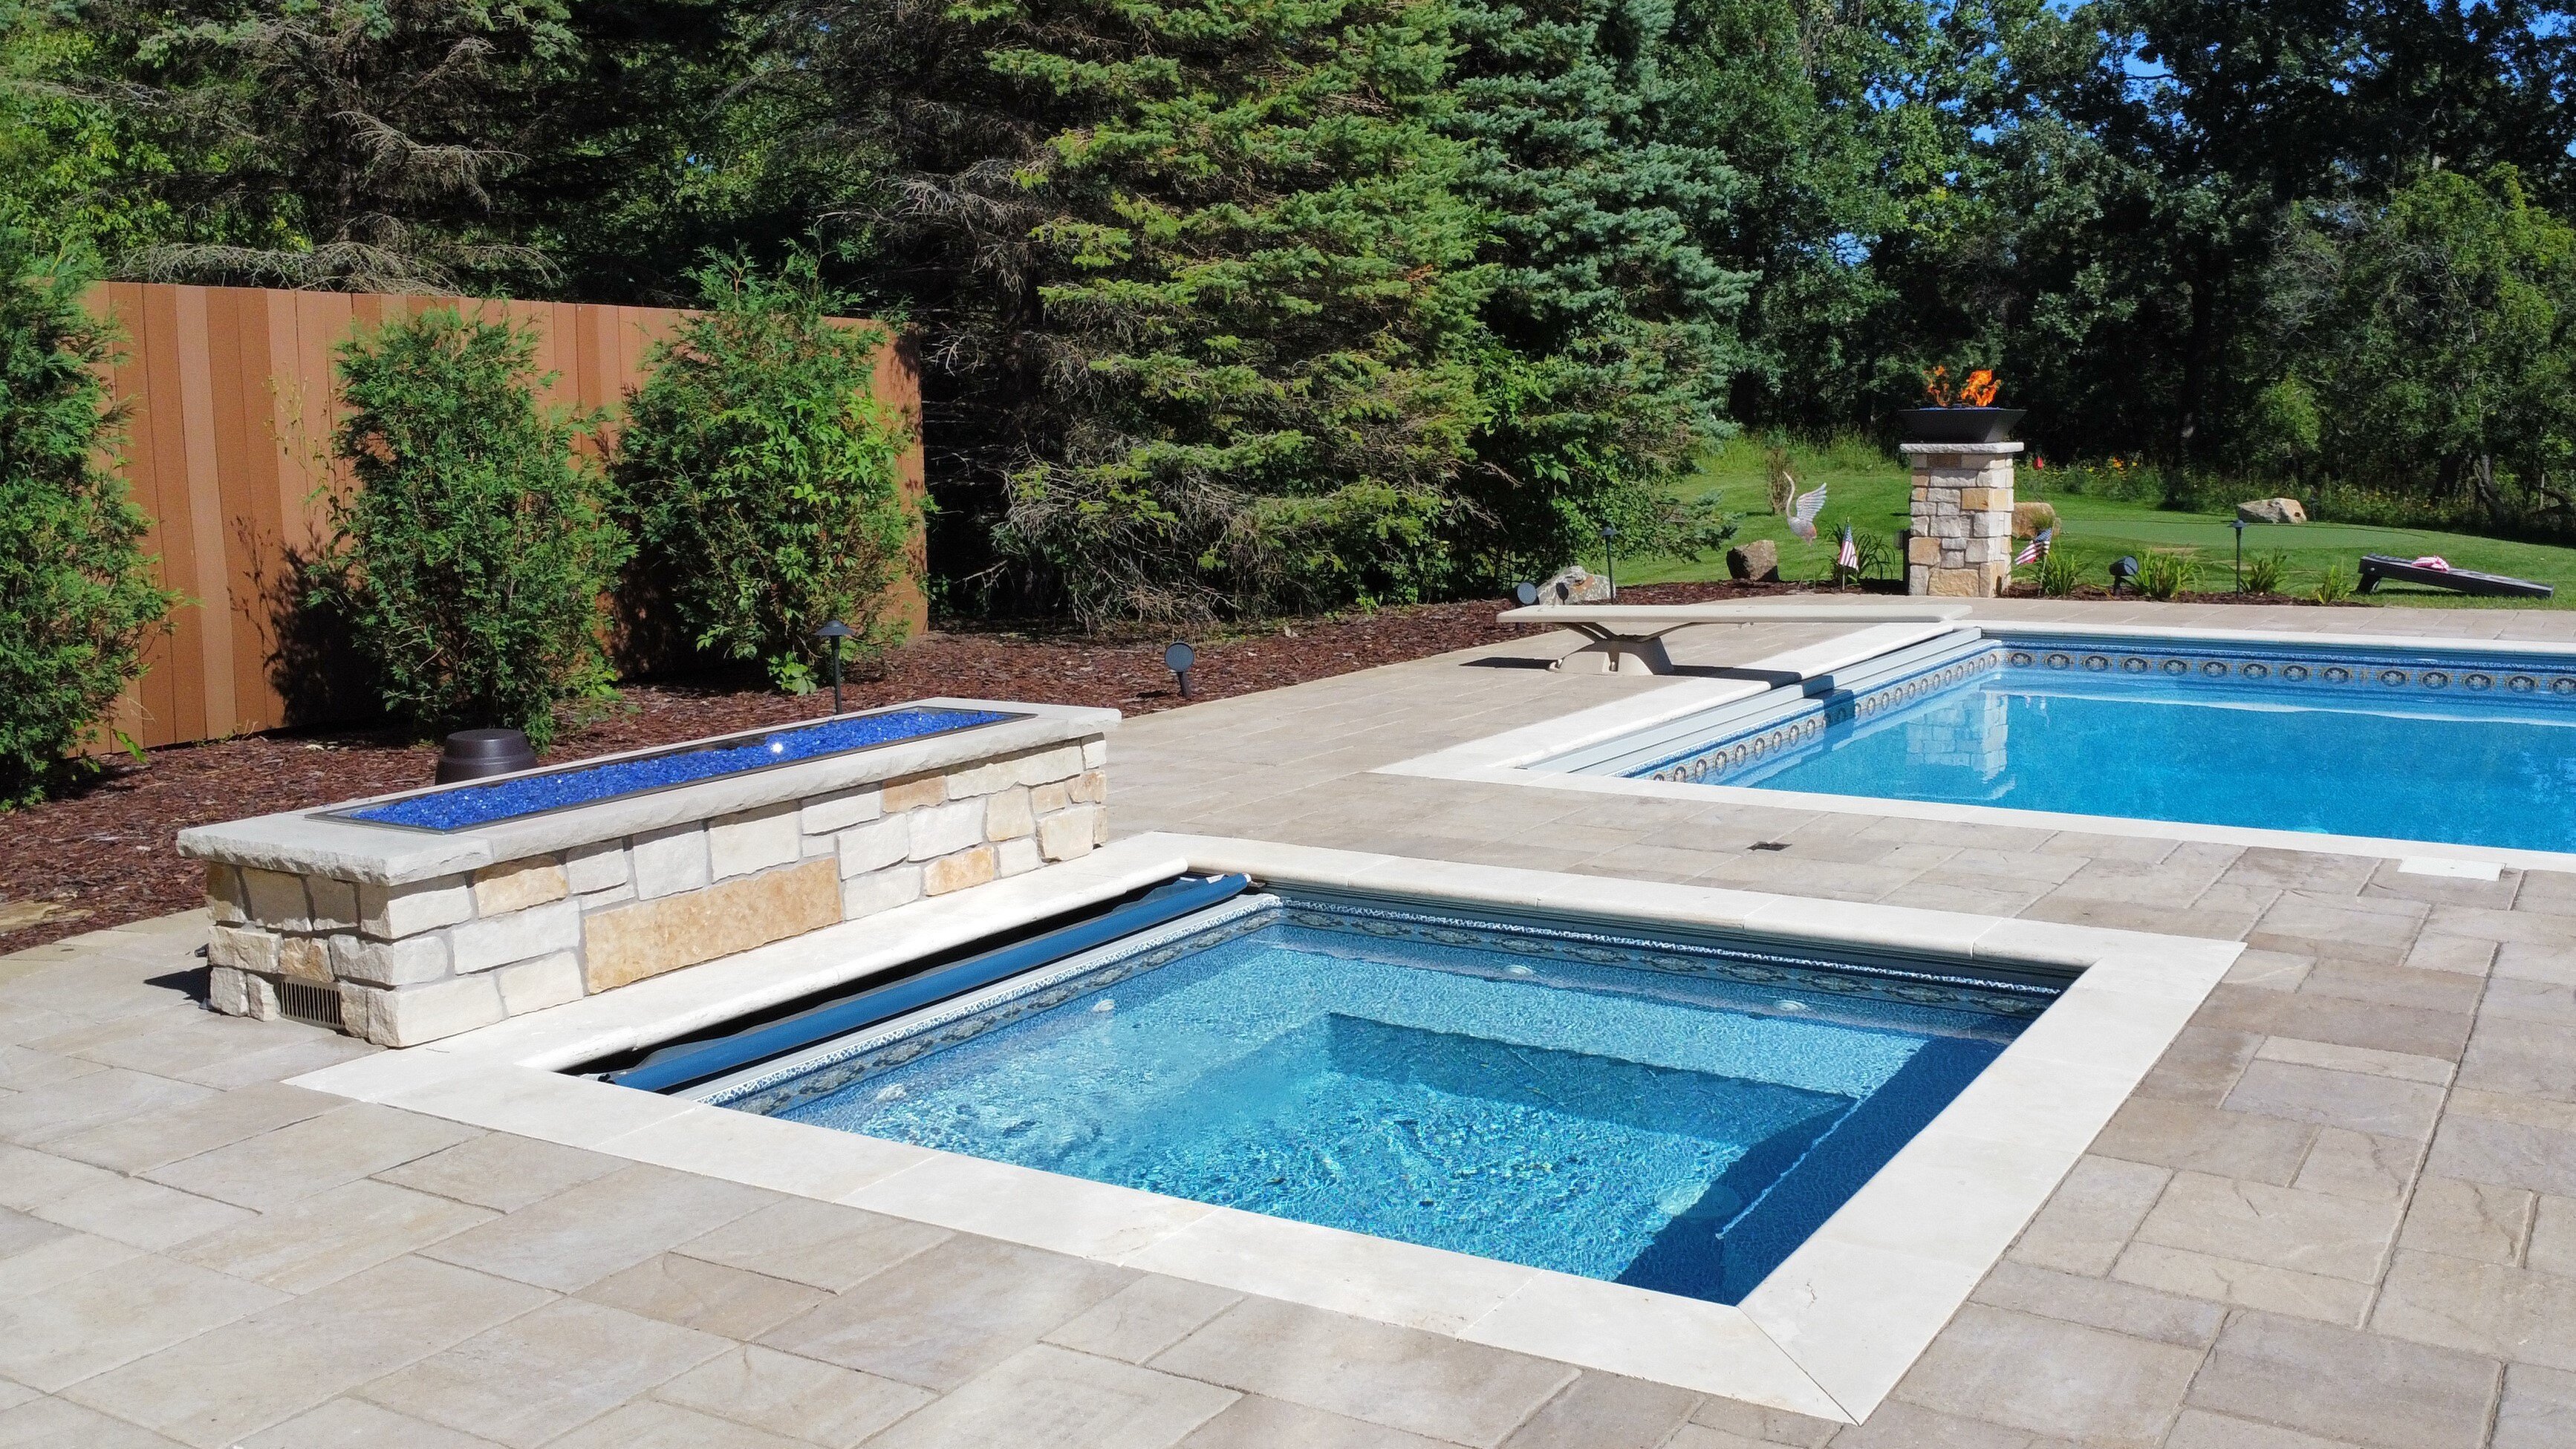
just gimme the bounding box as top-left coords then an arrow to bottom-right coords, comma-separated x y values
686,887 -> 2062,1305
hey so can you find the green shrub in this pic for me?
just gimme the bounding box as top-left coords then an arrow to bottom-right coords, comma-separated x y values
2313,562 -> 2354,604
2243,550 -> 2287,594
0,232 -> 177,804
2138,550 -> 2199,601
2037,549 -> 2081,597
316,307 -> 628,748
619,255 -> 916,690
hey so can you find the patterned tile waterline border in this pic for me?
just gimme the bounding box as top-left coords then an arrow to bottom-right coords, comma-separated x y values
709,893 -> 2058,1119
1636,633 -> 2576,787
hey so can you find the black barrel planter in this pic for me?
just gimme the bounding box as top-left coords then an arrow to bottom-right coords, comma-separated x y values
435,728 -> 539,784
1896,407 -> 2025,444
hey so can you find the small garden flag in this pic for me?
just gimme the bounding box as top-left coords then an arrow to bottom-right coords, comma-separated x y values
2014,527 -> 2054,567
1835,525 -> 1858,573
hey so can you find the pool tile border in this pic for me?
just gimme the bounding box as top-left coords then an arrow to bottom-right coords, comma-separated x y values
287,833 -> 2238,1424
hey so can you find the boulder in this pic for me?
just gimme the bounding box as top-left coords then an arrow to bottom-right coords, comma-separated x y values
1726,540 -> 1781,582
1526,564 -> 1610,604
2237,497 -> 2308,524
2011,501 -> 2058,538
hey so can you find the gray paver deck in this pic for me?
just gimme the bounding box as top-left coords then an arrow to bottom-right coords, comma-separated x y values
8,598 -> 2576,1446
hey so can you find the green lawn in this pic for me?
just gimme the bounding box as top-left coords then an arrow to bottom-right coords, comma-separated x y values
1604,437 -> 2576,608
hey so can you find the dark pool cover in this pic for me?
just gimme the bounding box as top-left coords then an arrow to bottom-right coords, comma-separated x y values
344,706 -> 1019,832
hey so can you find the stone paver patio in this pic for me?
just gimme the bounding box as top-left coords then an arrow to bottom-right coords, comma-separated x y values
4,597 -> 2576,1448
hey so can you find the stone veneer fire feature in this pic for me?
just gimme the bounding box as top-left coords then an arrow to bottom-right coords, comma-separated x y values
175,698 -> 1116,1047
1905,440 -> 2021,597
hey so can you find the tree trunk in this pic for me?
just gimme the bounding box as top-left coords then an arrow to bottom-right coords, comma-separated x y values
2177,268 -> 2214,466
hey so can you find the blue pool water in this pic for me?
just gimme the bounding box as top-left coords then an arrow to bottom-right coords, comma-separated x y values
342,706 -> 1018,831
728,901 -> 2048,1302
1728,668 -> 2576,852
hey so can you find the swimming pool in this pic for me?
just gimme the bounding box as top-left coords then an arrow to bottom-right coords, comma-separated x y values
703,891 -> 2058,1304
1554,631 -> 2576,855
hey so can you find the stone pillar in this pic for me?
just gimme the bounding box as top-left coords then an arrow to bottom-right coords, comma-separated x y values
1904,440 -> 2022,597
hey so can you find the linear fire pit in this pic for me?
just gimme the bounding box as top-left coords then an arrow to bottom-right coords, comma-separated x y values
176,698 -> 1117,1046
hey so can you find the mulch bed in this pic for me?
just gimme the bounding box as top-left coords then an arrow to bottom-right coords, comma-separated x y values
7,579 -> 1838,954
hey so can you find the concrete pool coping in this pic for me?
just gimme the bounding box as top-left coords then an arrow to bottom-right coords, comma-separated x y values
282,833 -> 2241,1424
1392,618 -> 2576,879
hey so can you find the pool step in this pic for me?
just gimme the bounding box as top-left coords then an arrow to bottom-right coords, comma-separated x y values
1535,628 -> 1991,777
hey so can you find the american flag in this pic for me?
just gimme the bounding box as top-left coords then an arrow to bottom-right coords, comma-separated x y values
2014,528 -> 2054,567
1835,525 -> 1859,573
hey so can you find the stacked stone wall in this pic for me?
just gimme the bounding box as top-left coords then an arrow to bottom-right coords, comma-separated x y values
204,735 -> 1109,1046
1904,442 -> 2021,598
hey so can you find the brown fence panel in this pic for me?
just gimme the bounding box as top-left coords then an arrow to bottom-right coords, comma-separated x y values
82,283 -> 926,751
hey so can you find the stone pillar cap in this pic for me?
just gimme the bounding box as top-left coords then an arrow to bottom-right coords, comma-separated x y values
1899,440 -> 2024,457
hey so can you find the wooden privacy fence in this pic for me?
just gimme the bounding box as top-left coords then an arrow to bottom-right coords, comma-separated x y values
83,283 -> 926,752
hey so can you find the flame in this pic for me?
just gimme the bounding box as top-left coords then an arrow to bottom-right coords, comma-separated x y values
1922,365 -> 2002,408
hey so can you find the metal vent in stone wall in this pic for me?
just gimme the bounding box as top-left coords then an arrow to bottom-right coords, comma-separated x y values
279,980 -> 344,1031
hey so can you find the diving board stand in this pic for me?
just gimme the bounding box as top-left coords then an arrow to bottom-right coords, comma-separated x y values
1500,602 -> 1975,676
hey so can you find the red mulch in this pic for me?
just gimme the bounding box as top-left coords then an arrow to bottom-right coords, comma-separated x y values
5,579 -> 1830,954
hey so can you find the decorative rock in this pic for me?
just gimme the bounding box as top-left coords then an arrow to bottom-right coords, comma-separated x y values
241,868 -> 310,928
2013,501 -> 2058,538
630,824 -> 710,900
708,804 -> 799,880
582,858 -> 839,992
799,786 -> 881,836
881,772 -> 946,813
997,838 -> 1042,876
907,799 -> 986,860
204,864 -> 247,925
1726,540 -> 1781,582
985,789 -> 1035,841
305,876 -> 360,931
842,865 -> 922,919
208,923 -> 280,973
562,841 -> 629,894
496,953 -> 585,1014
1038,807 -> 1104,862
923,847 -> 998,896
1526,565 -> 1610,605
2238,497 -> 2309,524
449,899 -> 582,974
328,931 -> 449,988
472,858 -> 569,915
835,815 -> 911,878
340,974 -> 503,1048
358,876 -> 474,940
278,937 -> 331,983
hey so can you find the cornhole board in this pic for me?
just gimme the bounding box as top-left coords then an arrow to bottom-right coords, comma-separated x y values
2356,555 -> 2552,599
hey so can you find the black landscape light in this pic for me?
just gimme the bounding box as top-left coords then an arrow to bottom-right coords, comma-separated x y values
2232,517 -> 2247,592
2108,555 -> 2140,595
1600,524 -> 1621,599
1514,582 -> 1541,608
1165,641 -> 1197,699
813,620 -> 856,714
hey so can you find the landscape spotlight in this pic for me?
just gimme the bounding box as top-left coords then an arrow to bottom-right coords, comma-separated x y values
812,619 -> 857,714
1165,641 -> 1197,699
2108,556 -> 2140,595
1513,582 -> 1541,608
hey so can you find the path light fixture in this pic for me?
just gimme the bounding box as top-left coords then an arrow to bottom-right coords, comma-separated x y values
1514,582 -> 1541,607
2109,555 -> 2139,596
813,620 -> 856,715
2232,517 -> 2247,592
1600,524 -> 1620,599
1165,641 -> 1197,699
